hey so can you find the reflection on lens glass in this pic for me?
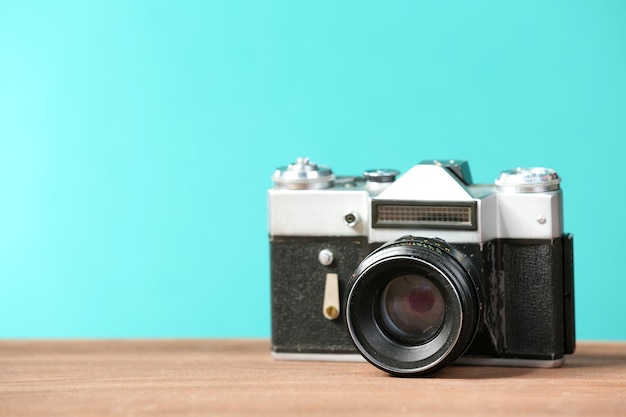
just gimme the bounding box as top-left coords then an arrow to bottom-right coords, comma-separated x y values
382,274 -> 445,343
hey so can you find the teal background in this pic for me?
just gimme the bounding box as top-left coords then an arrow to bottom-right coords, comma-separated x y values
1,1 -> 625,340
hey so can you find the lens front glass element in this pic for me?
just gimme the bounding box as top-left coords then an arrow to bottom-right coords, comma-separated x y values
381,274 -> 445,343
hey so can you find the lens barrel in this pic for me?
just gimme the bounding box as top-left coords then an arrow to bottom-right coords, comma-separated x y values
345,236 -> 482,376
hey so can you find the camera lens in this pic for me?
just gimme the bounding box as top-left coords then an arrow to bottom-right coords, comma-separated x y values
345,236 -> 481,376
380,274 -> 445,344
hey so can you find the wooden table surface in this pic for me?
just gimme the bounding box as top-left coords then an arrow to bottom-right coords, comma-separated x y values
1,340 -> 624,416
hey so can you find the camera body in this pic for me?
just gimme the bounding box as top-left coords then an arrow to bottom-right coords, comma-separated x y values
269,158 -> 575,375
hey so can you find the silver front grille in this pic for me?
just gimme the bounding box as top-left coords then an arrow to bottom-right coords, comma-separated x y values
373,202 -> 477,229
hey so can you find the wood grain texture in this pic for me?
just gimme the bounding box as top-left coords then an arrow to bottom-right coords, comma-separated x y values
1,340 -> 624,416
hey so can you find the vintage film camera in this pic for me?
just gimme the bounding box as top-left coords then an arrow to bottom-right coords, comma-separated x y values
268,157 -> 575,376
